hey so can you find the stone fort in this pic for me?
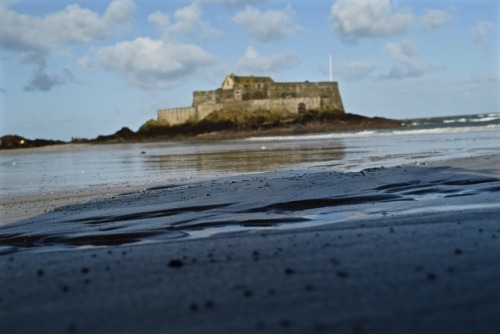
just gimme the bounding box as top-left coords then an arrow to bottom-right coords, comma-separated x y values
157,74 -> 344,125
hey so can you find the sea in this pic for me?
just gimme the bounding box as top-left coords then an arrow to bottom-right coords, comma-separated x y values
1,113 -> 499,199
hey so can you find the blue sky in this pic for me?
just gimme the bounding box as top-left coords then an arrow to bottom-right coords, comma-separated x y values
1,0 -> 498,140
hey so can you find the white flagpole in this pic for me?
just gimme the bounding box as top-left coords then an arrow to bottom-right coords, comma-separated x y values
329,54 -> 333,82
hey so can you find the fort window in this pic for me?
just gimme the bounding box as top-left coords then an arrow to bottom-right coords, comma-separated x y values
234,90 -> 242,101
298,103 -> 306,115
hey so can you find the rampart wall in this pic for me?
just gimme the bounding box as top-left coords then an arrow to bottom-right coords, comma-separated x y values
157,107 -> 196,126
237,96 -> 322,114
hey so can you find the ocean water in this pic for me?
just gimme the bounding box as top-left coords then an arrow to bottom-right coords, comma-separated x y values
1,113 -> 499,198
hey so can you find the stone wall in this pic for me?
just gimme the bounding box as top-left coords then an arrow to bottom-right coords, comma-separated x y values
158,97 -> 324,125
196,104 -> 222,120
269,82 -> 340,98
193,82 -> 342,106
240,96 -> 322,114
157,107 -> 197,126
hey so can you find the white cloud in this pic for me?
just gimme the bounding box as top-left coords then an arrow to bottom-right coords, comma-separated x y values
103,0 -> 135,27
96,37 -> 215,90
385,39 -> 417,60
336,59 -> 377,81
78,56 -> 94,72
148,11 -> 170,36
236,46 -> 300,73
471,20 -> 495,43
421,9 -> 453,30
381,39 -> 431,80
0,0 -> 135,52
330,0 -> 413,42
232,5 -> 303,42
42,5 -> 107,44
0,0 -> 135,92
171,4 -> 222,37
148,4 -> 222,39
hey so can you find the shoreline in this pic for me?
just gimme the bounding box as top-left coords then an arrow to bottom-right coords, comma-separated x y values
1,154 -> 499,333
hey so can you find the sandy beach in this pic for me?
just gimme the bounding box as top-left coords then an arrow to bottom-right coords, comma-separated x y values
1,154 -> 499,333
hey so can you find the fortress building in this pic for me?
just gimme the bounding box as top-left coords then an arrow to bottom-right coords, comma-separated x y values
157,74 -> 344,125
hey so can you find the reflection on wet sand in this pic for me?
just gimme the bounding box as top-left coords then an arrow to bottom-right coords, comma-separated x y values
152,141 -> 346,173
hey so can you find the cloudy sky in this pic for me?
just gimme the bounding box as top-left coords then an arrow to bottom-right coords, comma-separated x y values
1,0 -> 498,140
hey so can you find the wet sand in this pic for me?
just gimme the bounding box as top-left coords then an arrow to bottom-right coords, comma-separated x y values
1,155 -> 499,333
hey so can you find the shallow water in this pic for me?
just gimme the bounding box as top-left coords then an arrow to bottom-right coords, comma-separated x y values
1,115 -> 499,198
1,114 -> 499,252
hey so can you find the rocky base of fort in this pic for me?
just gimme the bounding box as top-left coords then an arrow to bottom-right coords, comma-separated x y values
127,111 -> 403,142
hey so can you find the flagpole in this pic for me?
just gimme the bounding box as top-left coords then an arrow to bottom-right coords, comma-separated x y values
329,54 -> 333,82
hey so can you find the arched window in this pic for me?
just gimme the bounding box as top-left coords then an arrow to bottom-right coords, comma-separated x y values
234,90 -> 242,101
298,103 -> 306,114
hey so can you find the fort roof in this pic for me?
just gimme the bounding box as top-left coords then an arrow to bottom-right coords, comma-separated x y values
222,74 -> 275,90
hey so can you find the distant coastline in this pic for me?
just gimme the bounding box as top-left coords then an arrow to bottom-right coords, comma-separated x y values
0,111 -> 401,150
3,112 -> 499,150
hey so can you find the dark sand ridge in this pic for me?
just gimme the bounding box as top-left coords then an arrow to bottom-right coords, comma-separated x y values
0,155 -> 499,333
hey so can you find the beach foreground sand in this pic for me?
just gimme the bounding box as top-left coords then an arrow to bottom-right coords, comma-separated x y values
1,155 -> 499,333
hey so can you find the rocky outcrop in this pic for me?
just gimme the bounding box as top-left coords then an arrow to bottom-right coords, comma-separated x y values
0,135 -> 65,150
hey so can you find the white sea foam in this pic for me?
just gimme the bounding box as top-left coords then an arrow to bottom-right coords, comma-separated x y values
443,118 -> 467,123
246,124 -> 500,142
470,115 -> 500,122
245,130 -> 378,141
410,113 -> 500,127
391,124 -> 500,136
442,114 -> 500,124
